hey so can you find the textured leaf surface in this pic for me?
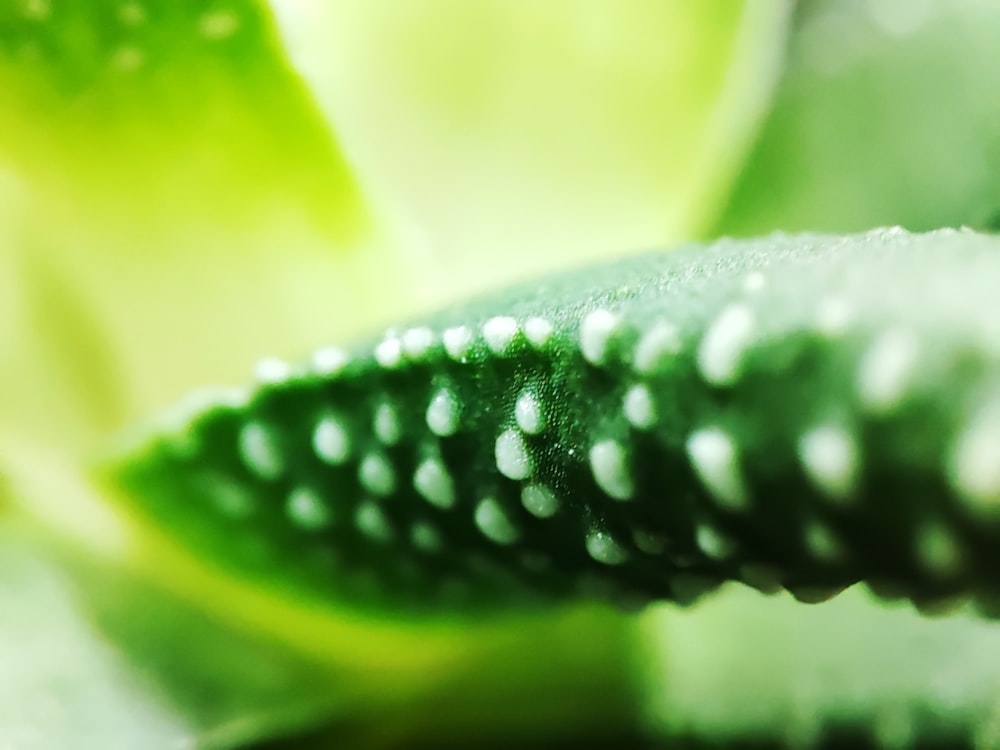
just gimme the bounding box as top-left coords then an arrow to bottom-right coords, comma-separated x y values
105,229 -> 1000,630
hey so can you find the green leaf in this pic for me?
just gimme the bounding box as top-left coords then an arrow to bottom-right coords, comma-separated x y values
101,228 -> 1000,620
713,0 -> 1000,236
0,2 -> 411,454
270,0 -> 791,304
0,0 -> 368,235
47,228 -> 996,746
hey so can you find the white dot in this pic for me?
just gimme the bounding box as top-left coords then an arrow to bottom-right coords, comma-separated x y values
482,316 -> 518,355
623,384 -> 655,429
358,453 -> 396,497
632,529 -> 667,555
374,336 -> 403,369
23,0 -> 51,19
443,326 -> 474,361
798,424 -> 860,501
697,303 -> 756,387
355,500 -> 393,542
119,2 -> 145,25
916,522 -> 962,576
287,487 -> 332,530
949,404 -> 1000,516
199,9 -> 239,39
515,390 -> 546,434
373,401 -> 402,445
804,521 -> 843,562
686,427 -> 748,510
586,529 -> 629,565
111,45 -> 144,72
495,429 -> 533,480
696,523 -> 734,560
311,346 -> 348,376
521,483 -> 560,518
633,321 -> 681,374
413,458 -> 456,509
589,440 -> 634,501
857,327 -> 919,414
579,309 -> 619,366
210,477 -> 255,519
253,357 -> 292,385
313,415 -> 351,465
816,297 -> 853,337
426,387 -> 461,436
524,317 -> 554,349
474,498 -> 520,545
238,422 -> 283,480
402,327 -> 435,359
410,521 -> 443,553
743,271 -> 766,293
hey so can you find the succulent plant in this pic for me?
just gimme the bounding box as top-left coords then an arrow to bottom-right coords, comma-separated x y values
5,2 -> 1000,748
90,228 -> 1000,747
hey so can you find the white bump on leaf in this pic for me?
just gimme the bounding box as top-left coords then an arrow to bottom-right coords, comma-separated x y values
521,483 -> 560,519
426,387 -> 461,436
311,346 -> 349,376
586,529 -> 629,565
579,309 -> 619,366
313,415 -> 350,465
857,327 -> 919,414
358,452 -> 396,497
374,336 -> 403,369
798,424 -> 860,501
482,316 -> 518,355
374,401 -> 402,445
253,357 -> 292,384
623,384 -> 656,429
686,427 -> 747,510
414,458 -> 456,509
287,487 -> 332,530
239,422 -> 283,480
402,326 -> 435,359
633,321 -> 681,374
475,498 -> 520,545
495,429 -> 533,480
697,304 -> 756,387
589,440 -> 634,501
524,317 -> 554,349
949,401 -> 1000,515
515,390 -> 546,435
443,326 -> 474,361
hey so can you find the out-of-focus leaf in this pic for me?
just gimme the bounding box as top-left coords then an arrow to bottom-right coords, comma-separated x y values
270,0 -> 790,307
713,0 -> 1000,236
0,524 -> 191,750
0,0 -> 366,235
0,2 -> 405,454
639,585 -> 1000,747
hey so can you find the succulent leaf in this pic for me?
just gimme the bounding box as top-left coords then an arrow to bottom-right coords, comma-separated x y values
103,228 -> 1000,627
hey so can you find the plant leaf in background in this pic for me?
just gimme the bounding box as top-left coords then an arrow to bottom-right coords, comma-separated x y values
0,2 -> 793,749
714,0 -> 1000,236
269,0 -> 790,306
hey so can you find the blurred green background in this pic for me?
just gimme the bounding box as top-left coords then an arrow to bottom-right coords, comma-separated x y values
1,0 -> 1000,747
